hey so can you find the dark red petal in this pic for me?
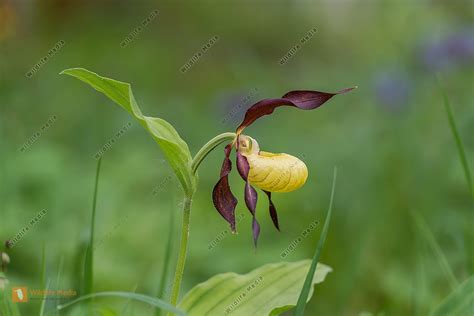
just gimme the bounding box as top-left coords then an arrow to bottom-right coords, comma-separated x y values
236,151 -> 261,246
236,87 -> 355,134
264,190 -> 280,231
246,183 -> 260,247
245,182 -> 258,213
236,150 -> 250,180
252,217 -> 261,248
212,144 -> 237,232
220,143 -> 233,177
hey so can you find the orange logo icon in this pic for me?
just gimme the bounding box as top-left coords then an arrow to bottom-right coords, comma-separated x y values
12,287 -> 28,303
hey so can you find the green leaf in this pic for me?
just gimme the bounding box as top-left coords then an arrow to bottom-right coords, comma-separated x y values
60,68 -> 196,195
430,275 -> 474,316
294,166 -> 337,316
178,260 -> 332,316
56,291 -> 187,316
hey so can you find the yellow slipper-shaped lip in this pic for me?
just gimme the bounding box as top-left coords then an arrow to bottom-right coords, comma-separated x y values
238,136 -> 308,193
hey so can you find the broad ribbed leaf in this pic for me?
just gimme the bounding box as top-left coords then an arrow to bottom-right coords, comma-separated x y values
61,68 -> 196,195
56,292 -> 187,316
178,260 -> 332,316
430,275 -> 474,316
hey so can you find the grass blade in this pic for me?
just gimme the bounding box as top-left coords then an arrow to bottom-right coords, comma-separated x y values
156,204 -> 175,316
56,291 -> 187,316
39,279 -> 50,316
430,275 -> 474,316
1,280 -> 21,316
121,285 -> 138,316
294,166 -> 338,316
41,243 -> 46,289
39,243 -> 47,315
412,211 -> 458,290
84,157 -> 102,295
53,256 -> 65,316
437,76 -> 473,198
436,76 -> 473,274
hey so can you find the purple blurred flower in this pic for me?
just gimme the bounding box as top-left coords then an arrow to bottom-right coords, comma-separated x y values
419,28 -> 474,71
373,70 -> 412,111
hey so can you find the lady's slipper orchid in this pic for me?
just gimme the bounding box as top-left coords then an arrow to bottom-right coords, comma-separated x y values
213,87 -> 355,246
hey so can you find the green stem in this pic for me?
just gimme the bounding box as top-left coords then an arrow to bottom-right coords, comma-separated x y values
168,197 -> 192,313
191,132 -> 236,174
167,132 -> 236,314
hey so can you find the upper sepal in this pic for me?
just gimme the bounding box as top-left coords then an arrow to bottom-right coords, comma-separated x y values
236,87 -> 356,134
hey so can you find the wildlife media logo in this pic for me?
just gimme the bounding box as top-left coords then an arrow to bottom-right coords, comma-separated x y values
12,287 -> 28,302
10,286 -> 76,302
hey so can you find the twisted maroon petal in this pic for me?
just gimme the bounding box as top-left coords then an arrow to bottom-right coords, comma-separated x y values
212,144 -> 237,232
264,190 -> 280,231
236,151 -> 260,247
236,87 -> 355,133
246,183 -> 260,247
236,151 -> 249,180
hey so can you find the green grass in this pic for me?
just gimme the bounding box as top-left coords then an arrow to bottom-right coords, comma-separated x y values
39,244 -> 47,316
437,76 -> 473,198
156,203 -> 176,316
412,211 -> 458,290
84,157 -> 102,295
294,166 -> 338,316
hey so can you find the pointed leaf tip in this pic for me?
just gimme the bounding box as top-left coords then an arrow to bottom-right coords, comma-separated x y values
60,67 -> 196,195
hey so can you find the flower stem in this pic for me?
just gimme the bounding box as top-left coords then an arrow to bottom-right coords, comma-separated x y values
191,132 -> 236,174
168,197 -> 192,312
168,132 -> 236,314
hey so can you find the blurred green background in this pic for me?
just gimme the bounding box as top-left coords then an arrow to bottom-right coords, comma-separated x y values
1,0 -> 473,315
